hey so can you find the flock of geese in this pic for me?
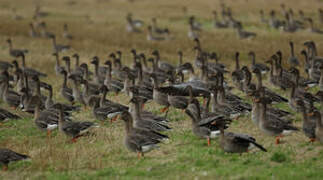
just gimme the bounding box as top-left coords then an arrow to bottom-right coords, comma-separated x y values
1,2 -> 323,172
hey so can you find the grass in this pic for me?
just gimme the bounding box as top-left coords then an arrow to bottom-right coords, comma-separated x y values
1,0 -> 323,179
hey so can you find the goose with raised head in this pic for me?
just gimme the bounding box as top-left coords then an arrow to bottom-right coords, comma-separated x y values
52,52 -> 65,75
50,34 -> 70,53
249,51 -> 269,74
6,39 -> 28,57
104,60 -> 124,95
62,24 -> 73,39
59,70 -> 74,105
1,71 -> 21,108
235,22 -> 256,39
17,53 -> 47,77
288,41 -> 299,67
307,18 -> 323,34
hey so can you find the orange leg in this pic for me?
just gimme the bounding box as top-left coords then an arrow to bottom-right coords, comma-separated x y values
309,138 -> 316,143
47,130 -> 51,137
234,116 -> 240,121
10,106 -> 16,110
2,164 -> 8,171
137,152 -> 141,159
203,98 -> 206,106
111,115 -> 118,122
71,138 -> 77,143
141,103 -> 145,110
160,107 -> 169,113
207,138 -> 211,146
275,136 -> 280,145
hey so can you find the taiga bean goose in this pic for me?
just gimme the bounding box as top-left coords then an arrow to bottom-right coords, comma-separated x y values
60,70 -> 74,105
52,52 -> 65,75
249,51 -> 269,74
104,60 -> 124,95
1,71 -> 21,108
120,111 -> 168,158
297,100 -> 316,142
288,41 -> 299,67
6,39 -> 28,57
0,149 -> 29,171
58,104 -> 97,143
18,53 -> 47,77
50,34 -> 70,53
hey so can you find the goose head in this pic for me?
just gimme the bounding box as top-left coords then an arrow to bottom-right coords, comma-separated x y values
90,56 -> 99,65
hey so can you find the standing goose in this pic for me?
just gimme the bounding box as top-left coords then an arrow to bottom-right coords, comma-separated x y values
212,11 -> 228,28
151,74 -> 170,114
91,56 -> 106,84
39,22 -> 55,38
0,149 -> 29,171
104,60 -> 124,95
235,22 -> 256,39
147,26 -> 166,41
18,53 -> 47,77
2,71 -> 21,108
29,23 -> 39,38
58,103 -> 97,143
62,24 -> 73,40
307,18 -> 323,34
249,51 -> 269,74
50,34 -> 70,53
288,41 -> 299,67
52,52 -> 64,76
68,74 -> 86,107
120,111 -> 167,158
60,70 -> 74,105
6,39 -> 28,57
259,95 -> 299,144
312,110 -> 323,143
297,99 -> 316,142
231,52 -> 244,90
185,97 -> 231,146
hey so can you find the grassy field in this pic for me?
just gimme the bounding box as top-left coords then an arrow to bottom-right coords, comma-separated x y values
1,0 -> 323,179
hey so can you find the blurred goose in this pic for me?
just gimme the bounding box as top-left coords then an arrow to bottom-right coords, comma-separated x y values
219,124 -> 267,153
297,100 -> 316,142
312,110 -> 323,143
151,18 -> 166,34
188,23 -> 199,40
52,52 -> 64,75
50,35 -> 70,53
268,10 -> 284,29
235,22 -> 256,39
29,23 -> 39,38
307,18 -> 323,34
249,51 -> 269,74
126,13 -> 143,33
62,24 -> 73,39
259,96 -> 299,144
6,39 -> 28,57
0,149 -> 29,171
58,104 -> 97,143
147,26 -> 166,41
288,41 -> 299,67
60,70 -> 74,105
120,111 -> 168,158
0,108 -> 21,122
39,22 -> 55,38
212,11 -> 228,28
151,74 -> 170,114
189,16 -> 202,31
18,53 -> 47,77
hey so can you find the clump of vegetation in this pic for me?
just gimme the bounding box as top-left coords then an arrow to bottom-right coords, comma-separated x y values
271,152 -> 288,163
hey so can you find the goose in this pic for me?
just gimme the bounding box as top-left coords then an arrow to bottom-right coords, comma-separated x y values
0,108 -> 21,123
249,51 -> 269,74
62,24 -> 73,39
50,35 -> 70,53
151,74 -> 170,114
0,61 -> 13,72
104,60 -> 124,95
147,26 -> 166,41
188,23 -> 199,40
129,97 -> 171,132
266,58 -> 293,90
0,149 -> 29,171
152,50 -> 175,73
17,53 -> 47,77
235,22 -> 256,39
59,70 -> 74,105
185,98 -> 231,146
219,122 -> 267,153
58,103 -> 97,143
90,56 -> 107,83
297,99 -> 316,142
312,110 -> 323,143
39,22 -> 55,38
29,23 -> 39,38
231,52 -> 244,90
259,96 -> 299,144
126,13 -> 142,33
259,10 -> 268,24
120,111 -> 168,158
268,10 -> 284,29
6,39 -> 28,57
52,52 -> 64,75
1,71 -> 21,108
151,18 -> 166,34
12,8 -> 23,20
306,18 -> 323,34
288,41 -> 299,67
68,74 -> 86,107
212,11 -> 228,28
189,16 -> 202,31
62,56 -> 72,75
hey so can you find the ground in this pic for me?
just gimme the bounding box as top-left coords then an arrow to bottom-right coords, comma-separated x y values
1,0 -> 323,179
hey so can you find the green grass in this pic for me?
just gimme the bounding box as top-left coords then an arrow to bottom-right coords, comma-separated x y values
1,0 -> 323,179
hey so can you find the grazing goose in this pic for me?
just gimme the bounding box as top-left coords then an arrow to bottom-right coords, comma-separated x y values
235,22 -> 256,39
219,123 -> 267,153
307,18 -> 323,34
288,41 -> 299,67
259,96 -> 299,144
0,108 -> 21,122
249,51 -> 269,74
120,111 -> 168,158
0,149 -> 29,171
60,70 -> 74,105
62,24 -> 73,39
58,104 -> 97,143
50,35 -> 70,53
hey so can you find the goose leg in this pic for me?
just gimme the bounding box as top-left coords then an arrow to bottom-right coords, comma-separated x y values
71,137 -> 77,143
160,106 -> 169,113
137,152 -> 141,159
309,138 -> 316,143
2,164 -> 8,171
47,130 -> 51,137
207,137 -> 211,146
275,136 -> 280,144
